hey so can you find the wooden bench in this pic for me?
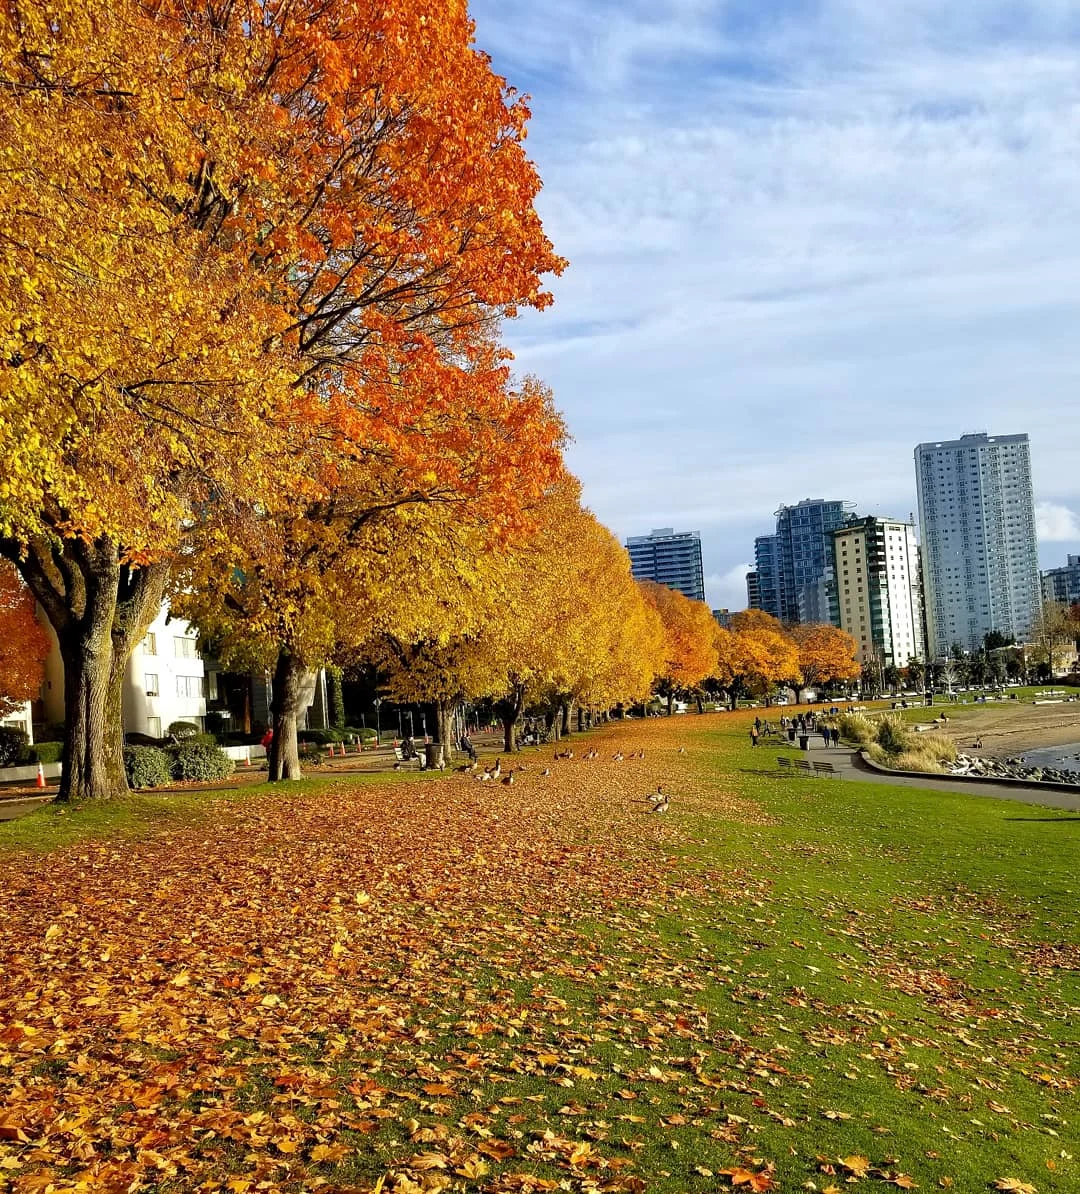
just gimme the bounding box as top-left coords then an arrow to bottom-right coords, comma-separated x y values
795,759 -> 813,775
812,761 -> 838,778
776,756 -> 792,773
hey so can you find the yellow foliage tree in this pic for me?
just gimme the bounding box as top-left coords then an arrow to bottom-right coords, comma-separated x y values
789,623 -> 861,702
638,582 -> 719,714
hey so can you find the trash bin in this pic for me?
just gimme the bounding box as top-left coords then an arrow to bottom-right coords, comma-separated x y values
424,743 -> 443,770
787,727 -> 796,743
798,734 -> 810,751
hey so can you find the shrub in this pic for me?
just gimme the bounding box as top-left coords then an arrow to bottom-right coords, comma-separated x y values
837,712 -> 876,745
126,731 -> 164,747
29,741 -> 63,765
893,748 -> 946,774
874,716 -> 910,755
0,726 -> 29,767
864,743 -> 891,766
124,745 -> 172,789
915,732 -> 957,764
298,728 -> 348,745
167,721 -> 201,741
170,740 -> 234,783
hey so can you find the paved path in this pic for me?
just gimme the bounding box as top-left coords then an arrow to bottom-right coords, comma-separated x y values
774,739 -> 1080,813
0,796 -> 52,823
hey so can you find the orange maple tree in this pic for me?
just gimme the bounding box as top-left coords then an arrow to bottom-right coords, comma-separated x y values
789,622 -> 861,702
0,0 -> 564,797
0,563 -> 50,719
639,582 -> 719,713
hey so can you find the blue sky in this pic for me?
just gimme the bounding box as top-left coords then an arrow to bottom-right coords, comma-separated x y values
469,0 -> 1080,609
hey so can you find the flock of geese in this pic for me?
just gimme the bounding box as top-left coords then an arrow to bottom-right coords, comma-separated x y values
450,746 -> 672,812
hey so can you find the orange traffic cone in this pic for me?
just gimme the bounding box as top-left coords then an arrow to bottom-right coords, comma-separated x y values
243,749 -> 251,767
355,740 -> 362,754
36,761 -> 45,789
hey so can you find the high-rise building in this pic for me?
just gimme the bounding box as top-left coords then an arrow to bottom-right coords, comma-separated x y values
745,570 -> 761,610
754,499 -> 855,624
1041,555 -> 1080,607
712,608 -> 734,629
626,528 -> 706,602
753,535 -> 781,618
915,432 -> 1041,657
829,517 -> 926,666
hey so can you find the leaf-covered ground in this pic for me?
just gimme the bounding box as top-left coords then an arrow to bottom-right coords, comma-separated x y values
0,715 -> 1076,1193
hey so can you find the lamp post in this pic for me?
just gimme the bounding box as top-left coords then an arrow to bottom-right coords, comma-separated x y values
373,697 -> 382,746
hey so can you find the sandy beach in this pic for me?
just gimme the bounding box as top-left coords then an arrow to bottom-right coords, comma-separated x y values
927,700 -> 1080,757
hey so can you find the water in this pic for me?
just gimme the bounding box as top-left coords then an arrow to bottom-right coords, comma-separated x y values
1020,743 -> 1080,773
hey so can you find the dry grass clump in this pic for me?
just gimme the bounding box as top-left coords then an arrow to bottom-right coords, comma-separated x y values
893,747 -> 948,774
838,712 -> 877,744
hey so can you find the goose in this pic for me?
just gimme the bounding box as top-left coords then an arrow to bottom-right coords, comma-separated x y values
501,770 -> 515,786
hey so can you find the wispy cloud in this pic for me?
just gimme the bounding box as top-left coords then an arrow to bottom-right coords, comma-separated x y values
470,0 -> 1080,587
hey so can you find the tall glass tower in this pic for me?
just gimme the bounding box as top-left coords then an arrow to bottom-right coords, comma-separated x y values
626,528 -> 706,602
914,433 -> 1041,657
755,499 -> 854,623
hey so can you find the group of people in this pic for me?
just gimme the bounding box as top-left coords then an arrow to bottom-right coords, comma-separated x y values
748,710 -> 841,749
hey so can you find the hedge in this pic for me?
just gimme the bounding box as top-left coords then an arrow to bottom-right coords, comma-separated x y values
29,741 -> 63,765
0,727 -> 28,767
170,740 -> 234,783
124,746 -> 173,789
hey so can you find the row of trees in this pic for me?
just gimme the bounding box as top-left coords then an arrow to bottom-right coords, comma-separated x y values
1,0 -> 570,801
0,0 -> 864,801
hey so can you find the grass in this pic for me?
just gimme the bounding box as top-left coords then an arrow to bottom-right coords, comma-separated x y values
0,715 -> 1076,1193
0,768 -> 429,854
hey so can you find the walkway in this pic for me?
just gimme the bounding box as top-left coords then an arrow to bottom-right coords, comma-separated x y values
782,739 -> 1080,814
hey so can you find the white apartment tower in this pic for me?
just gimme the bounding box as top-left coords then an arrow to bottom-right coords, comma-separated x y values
829,517 -> 926,666
914,433 -> 1041,658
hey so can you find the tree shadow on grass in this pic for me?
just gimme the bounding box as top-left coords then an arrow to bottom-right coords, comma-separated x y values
1004,816 -> 1080,823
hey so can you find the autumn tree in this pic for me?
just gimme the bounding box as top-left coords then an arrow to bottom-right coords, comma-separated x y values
0,0 -> 563,797
638,583 -> 719,715
721,610 -> 801,709
789,623 -> 861,703
0,563 -> 50,719
1030,600 -> 1080,678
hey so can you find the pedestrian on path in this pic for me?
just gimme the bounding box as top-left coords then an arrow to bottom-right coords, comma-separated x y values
750,726 -> 759,747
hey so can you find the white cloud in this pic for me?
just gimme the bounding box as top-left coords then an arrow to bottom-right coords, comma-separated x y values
704,563 -> 753,612
1036,502 -> 1080,542
469,0 -> 1080,583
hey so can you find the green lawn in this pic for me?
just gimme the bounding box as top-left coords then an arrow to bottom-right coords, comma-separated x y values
0,718 -> 1075,1193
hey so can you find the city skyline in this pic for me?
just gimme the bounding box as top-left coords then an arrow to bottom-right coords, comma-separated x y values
468,0 -> 1080,609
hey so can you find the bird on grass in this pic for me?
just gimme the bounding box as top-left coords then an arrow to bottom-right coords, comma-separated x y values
541,768 -> 551,777
476,767 -> 493,782
501,770 -> 515,786
492,758 -> 502,779
584,749 -> 599,761
649,794 -> 670,814
612,751 -> 624,763
678,747 -> 686,755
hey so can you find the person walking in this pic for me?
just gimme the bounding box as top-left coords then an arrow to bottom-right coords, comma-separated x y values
830,725 -> 840,747
821,725 -> 831,747
750,726 -> 759,747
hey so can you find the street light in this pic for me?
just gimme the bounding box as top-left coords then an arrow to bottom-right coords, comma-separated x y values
373,697 -> 382,745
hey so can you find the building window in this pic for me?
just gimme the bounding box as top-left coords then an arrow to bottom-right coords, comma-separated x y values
176,674 -> 201,698
143,631 -> 157,655
144,673 -> 159,698
174,636 -> 198,660
146,716 -> 162,738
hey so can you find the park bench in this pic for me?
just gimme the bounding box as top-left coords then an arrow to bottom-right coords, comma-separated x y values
776,756 -> 792,773
795,759 -> 813,775
812,761 -> 839,779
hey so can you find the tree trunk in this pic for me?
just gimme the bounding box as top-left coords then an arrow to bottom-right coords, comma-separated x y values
8,534 -> 166,803
432,698 -> 455,767
497,684 -> 525,754
666,692 -> 674,716
545,708 -> 560,742
577,705 -> 586,733
268,649 -> 307,781
560,699 -> 573,737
